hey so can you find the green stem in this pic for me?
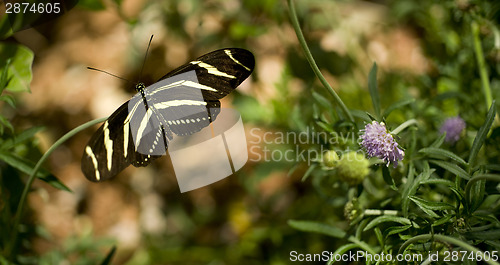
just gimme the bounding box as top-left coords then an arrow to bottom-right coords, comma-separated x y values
6,117 -> 107,259
391,119 -> 417,135
398,234 -> 500,265
472,21 -> 493,108
287,0 -> 354,123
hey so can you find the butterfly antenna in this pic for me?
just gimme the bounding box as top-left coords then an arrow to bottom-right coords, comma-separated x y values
87,67 -> 135,85
139,35 -> 154,80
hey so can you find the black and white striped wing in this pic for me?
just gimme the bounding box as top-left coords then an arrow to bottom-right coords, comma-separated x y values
81,102 -> 162,182
81,48 -> 254,182
157,48 -> 254,136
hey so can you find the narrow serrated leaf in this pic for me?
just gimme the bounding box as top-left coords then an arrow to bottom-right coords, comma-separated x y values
288,220 -> 346,238
419,147 -> 467,166
409,196 -> 455,211
469,178 -> 486,212
432,214 -> 453,227
364,215 -> 411,231
469,101 -> 496,166
429,160 -> 471,180
401,166 -> 419,217
368,63 -> 381,119
386,224 -> 412,236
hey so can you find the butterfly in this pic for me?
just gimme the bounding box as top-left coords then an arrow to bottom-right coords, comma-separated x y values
81,48 -> 255,182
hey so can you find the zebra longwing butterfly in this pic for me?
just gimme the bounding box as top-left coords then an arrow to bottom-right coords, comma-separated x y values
81,48 -> 255,182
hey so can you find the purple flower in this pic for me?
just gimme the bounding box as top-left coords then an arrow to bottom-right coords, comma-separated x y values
360,121 -> 404,167
440,116 -> 466,143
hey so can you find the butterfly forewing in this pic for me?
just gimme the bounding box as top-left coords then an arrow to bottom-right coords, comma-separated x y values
160,48 -> 255,100
81,48 -> 254,182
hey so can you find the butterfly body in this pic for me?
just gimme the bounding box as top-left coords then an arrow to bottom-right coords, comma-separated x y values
81,48 -> 255,182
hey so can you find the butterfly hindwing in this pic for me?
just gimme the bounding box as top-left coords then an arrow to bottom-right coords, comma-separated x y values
81,102 -> 163,182
81,48 -> 254,182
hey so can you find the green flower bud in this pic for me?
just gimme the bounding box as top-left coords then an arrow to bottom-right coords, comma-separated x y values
336,151 -> 370,185
322,150 -> 340,168
344,198 -> 362,223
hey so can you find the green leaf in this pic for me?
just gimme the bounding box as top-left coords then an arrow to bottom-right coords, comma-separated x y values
484,164 -> 500,172
0,43 -> 33,92
432,214 -> 453,227
0,151 -> 44,177
288,220 -> 346,238
383,98 -> 415,118
385,224 -> 412,236
363,216 -> 411,231
382,166 -> 396,190
0,13 -> 14,39
410,203 -> 439,218
315,120 -> 334,134
0,58 -> 11,93
37,174 -> 72,192
464,229 -> 500,240
0,151 -> 70,192
349,109 -> 371,122
429,160 -> 471,180
409,196 -> 453,218
430,132 -> 446,148
327,244 -> 358,265
418,147 -> 467,166
302,163 -> 317,181
468,178 -> 485,212
419,178 -> 455,187
368,62 -> 381,119
0,95 -> 15,108
0,115 -> 14,133
312,91 -> 332,109
469,101 -> 496,167
374,227 -> 384,247
99,246 -> 117,265
0,126 -> 44,150
401,165 -> 434,217
409,196 -> 455,211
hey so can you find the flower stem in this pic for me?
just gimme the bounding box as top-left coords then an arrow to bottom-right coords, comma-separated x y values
391,119 -> 417,135
287,0 -> 354,123
6,117 -> 107,258
472,21 -> 493,109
